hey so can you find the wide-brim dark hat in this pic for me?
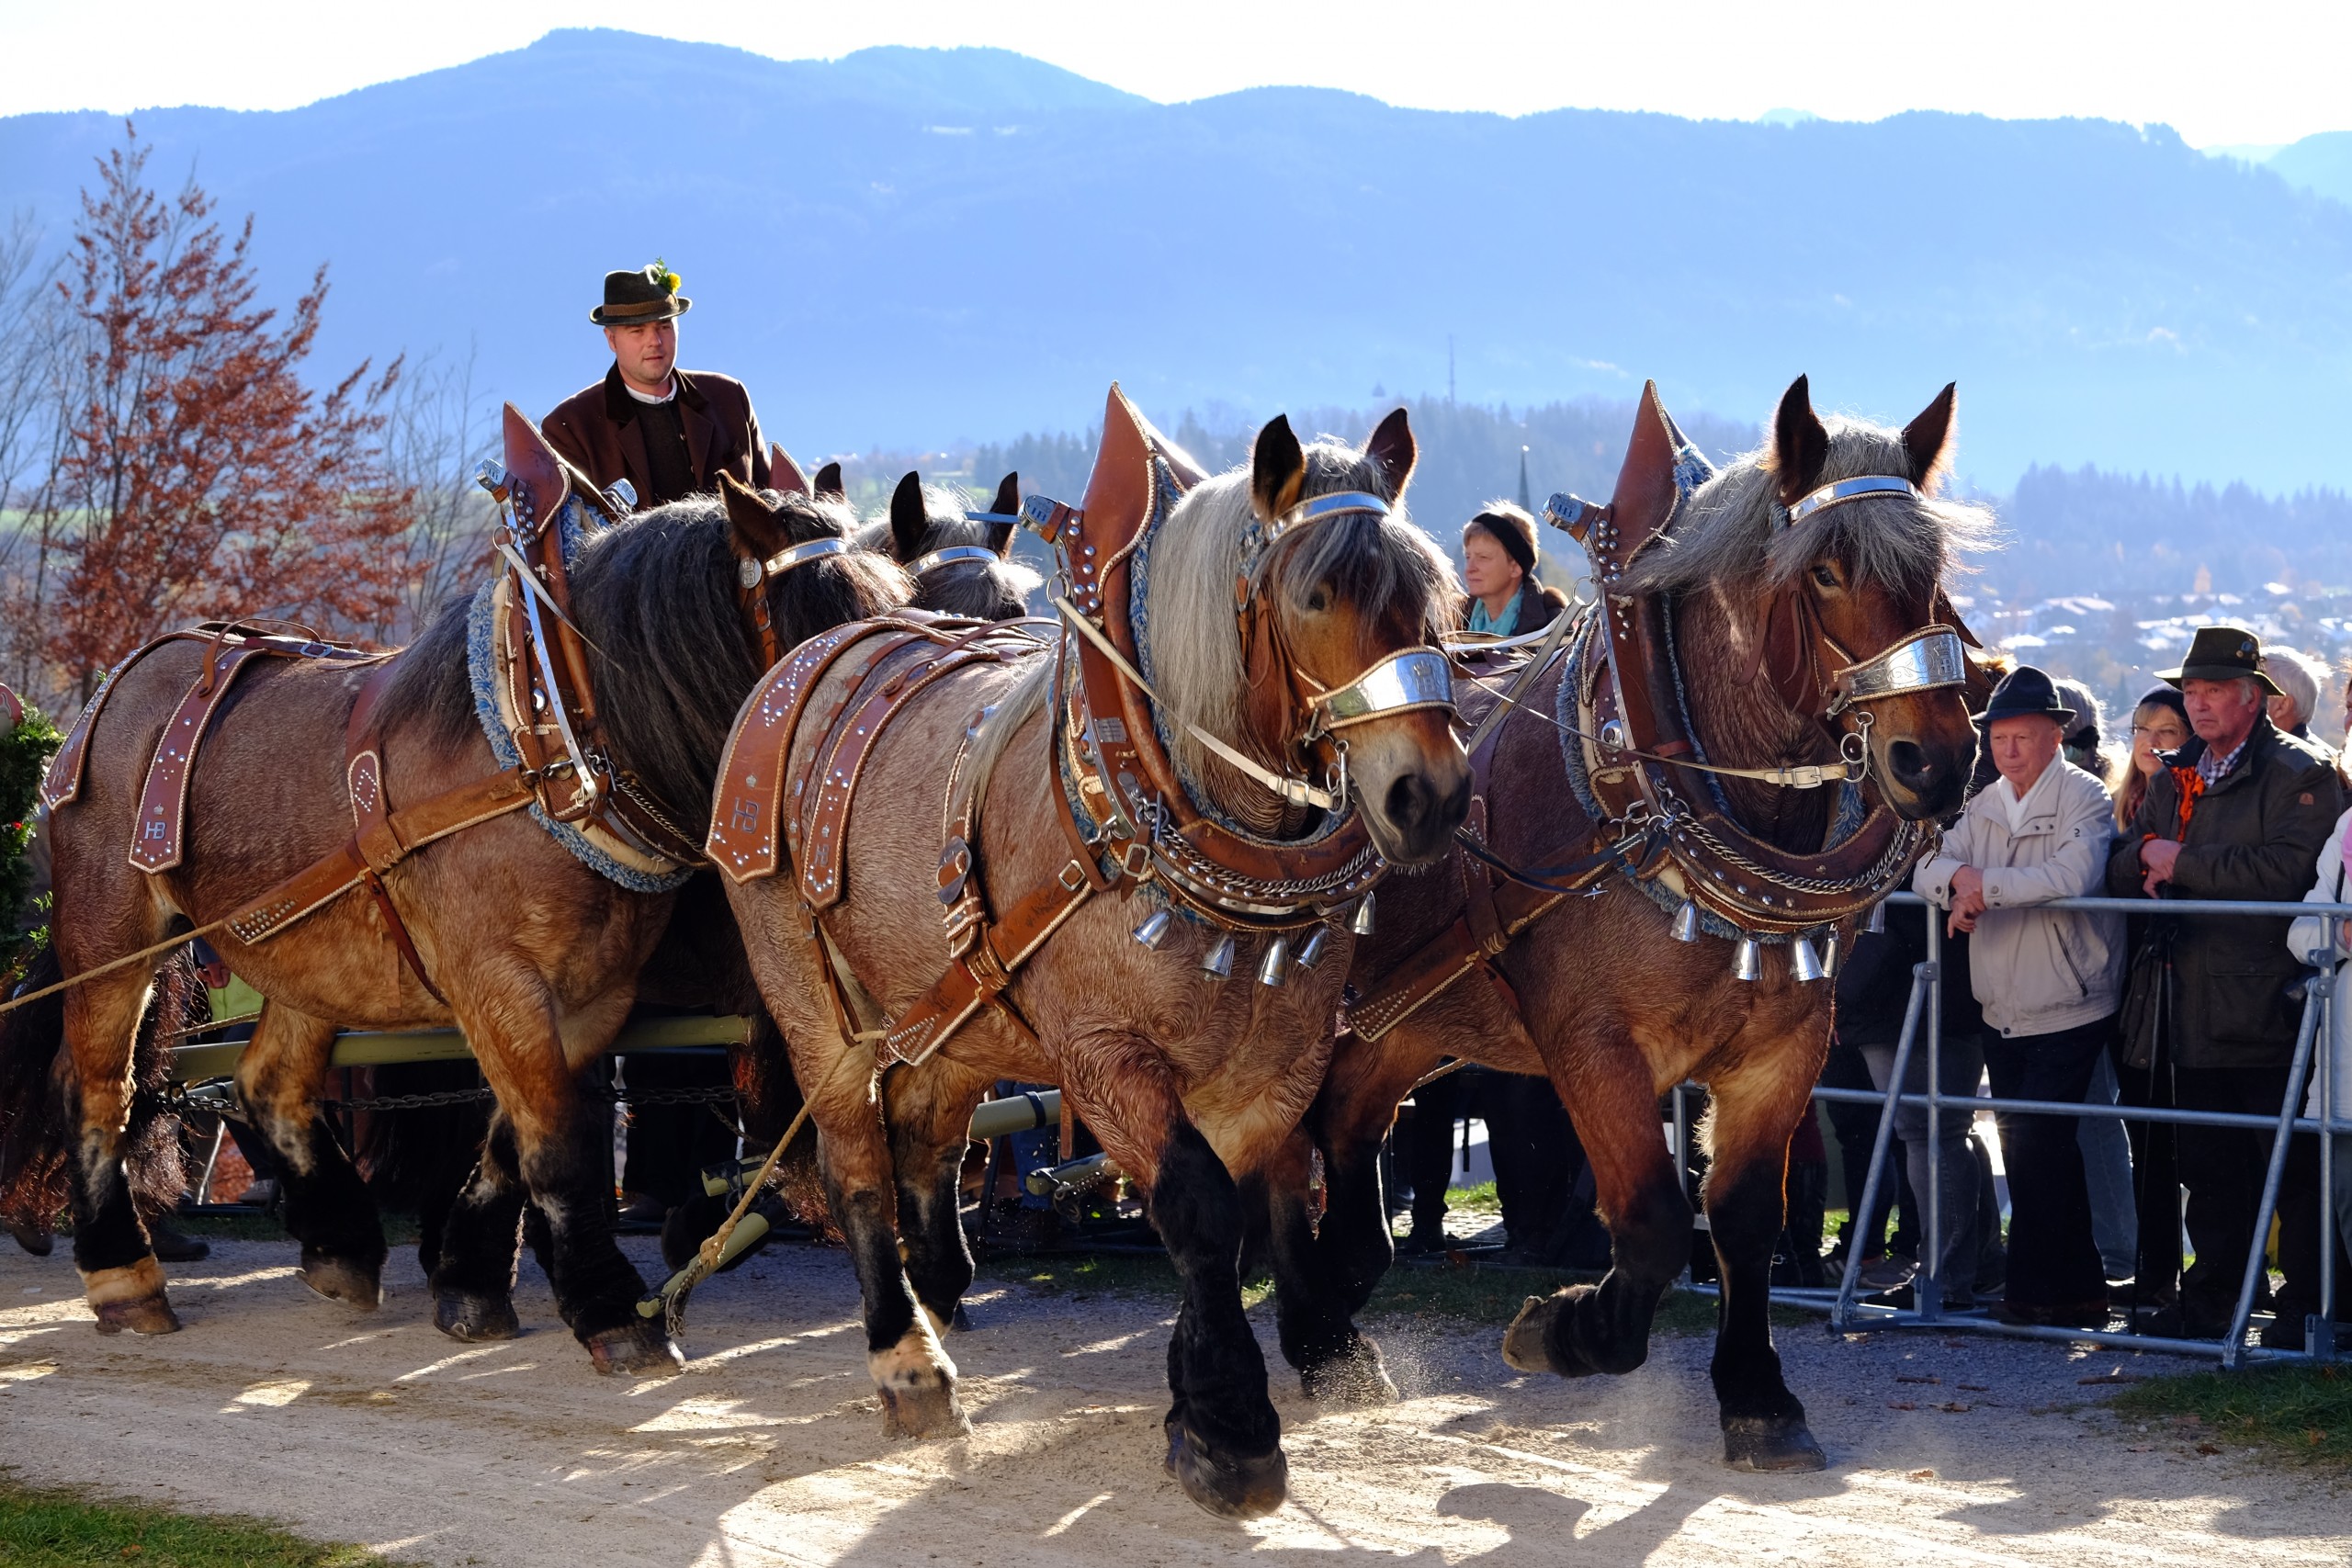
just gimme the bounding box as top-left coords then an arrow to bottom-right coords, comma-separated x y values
591,263 -> 692,327
2158,624 -> 2283,697
1980,664 -> 2075,726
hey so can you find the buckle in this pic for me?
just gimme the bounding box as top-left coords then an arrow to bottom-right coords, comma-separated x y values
1058,859 -> 1088,891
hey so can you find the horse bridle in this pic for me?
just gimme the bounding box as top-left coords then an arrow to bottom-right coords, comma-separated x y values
737,535 -> 851,667
1763,473 -> 1969,780
1236,488 -> 1455,812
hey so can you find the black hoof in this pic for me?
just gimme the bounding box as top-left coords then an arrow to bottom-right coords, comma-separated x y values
299,1249 -> 383,1310
1299,1336 -> 1398,1404
585,1319 -> 684,1377
1722,1414 -> 1827,1472
7,1220 -> 52,1258
1164,1419 -> 1287,1519
433,1290 -> 520,1342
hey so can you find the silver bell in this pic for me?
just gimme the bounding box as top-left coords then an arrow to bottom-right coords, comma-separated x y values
1863,899 -> 1888,936
1732,934 -> 1763,982
1669,900 -> 1701,943
1294,926 -> 1329,970
1132,909 -> 1173,951
1791,935 -> 1828,985
1256,935 -> 1291,987
1202,933 -> 1237,978
1350,892 -> 1378,937
1820,929 -> 1841,979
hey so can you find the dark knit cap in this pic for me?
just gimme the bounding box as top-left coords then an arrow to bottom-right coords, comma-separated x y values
2133,682 -> 2189,724
1464,502 -> 1539,578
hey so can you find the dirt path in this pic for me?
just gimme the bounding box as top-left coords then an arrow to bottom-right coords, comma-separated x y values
2,1235 -> 2343,1566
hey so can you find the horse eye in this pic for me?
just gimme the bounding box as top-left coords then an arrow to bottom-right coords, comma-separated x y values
1306,583 -> 1332,613
1811,564 -> 1840,591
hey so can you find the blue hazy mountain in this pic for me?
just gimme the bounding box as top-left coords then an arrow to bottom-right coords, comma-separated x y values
2270,131 -> 2352,209
3,28 -> 2347,491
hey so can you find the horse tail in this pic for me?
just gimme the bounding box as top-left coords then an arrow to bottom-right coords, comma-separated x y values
0,944 -> 69,1242
0,943 -> 202,1247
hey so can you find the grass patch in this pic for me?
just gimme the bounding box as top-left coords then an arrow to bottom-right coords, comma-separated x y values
2111,1362 -> 2352,1471
1444,1180 -> 1501,1216
0,1473 -> 382,1565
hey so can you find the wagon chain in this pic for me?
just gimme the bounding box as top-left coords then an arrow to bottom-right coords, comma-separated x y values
144,1081 -> 742,1117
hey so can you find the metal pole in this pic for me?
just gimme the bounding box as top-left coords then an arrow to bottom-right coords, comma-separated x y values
2222,971 -> 2324,1370
1832,965 -> 1930,1332
1921,904 -> 1944,1321
1671,1083 -> 1691,1285
2317,919 -> 2338,1362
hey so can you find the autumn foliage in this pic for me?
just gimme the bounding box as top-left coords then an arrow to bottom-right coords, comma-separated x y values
29,126 -> 413,693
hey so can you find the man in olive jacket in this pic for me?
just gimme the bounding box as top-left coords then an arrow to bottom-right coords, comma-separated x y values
544,262 -> 772,509
2106,625 -> 2342,1339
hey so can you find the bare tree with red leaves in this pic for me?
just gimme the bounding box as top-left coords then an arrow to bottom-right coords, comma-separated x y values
37,123 -> 411,696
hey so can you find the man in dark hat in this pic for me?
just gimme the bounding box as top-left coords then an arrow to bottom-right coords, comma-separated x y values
1916,666 -> 2123,1325
543,261 -> 772,508
2106,626 -> 2343,1344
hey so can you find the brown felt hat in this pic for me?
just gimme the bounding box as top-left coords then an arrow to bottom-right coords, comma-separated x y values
591,262 -> 692,326
2158,624 -> 2283,697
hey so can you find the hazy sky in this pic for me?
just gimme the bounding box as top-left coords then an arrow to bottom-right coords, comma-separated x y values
5,1 -> 2346,148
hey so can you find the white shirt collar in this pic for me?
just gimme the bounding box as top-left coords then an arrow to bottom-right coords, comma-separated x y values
623,377 -> 678,405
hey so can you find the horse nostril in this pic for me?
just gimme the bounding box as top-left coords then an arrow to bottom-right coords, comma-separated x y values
1385,773 -> 1434,833
1886,739 -> 1937,789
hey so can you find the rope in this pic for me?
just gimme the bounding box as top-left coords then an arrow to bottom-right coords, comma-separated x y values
1476,675 -> 1860,790
0,914 -> 244,1020
661,1098 -> 813,1341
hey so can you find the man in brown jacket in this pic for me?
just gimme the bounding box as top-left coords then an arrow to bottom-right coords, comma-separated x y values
543,262 -> 772,509
2106,625 -> 2342,1343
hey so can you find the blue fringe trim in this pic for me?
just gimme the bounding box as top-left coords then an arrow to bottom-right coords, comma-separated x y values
463,502 -> 693,896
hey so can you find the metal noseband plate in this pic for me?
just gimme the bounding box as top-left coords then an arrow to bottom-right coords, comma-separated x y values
1314,648 -> 1454,732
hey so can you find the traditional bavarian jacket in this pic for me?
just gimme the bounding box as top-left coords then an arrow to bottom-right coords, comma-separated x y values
1915,759 -> 2123,1038
543,365 -> 771,508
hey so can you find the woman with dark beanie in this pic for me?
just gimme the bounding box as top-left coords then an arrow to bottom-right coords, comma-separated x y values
2113,683 -> 2190,832
1461,502 -> 1569,637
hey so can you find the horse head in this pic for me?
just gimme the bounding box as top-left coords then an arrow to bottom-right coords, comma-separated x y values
1622,377 -> 1987,824
719,471 -> 913,663
1149,406 -> 1470,864
870,469 -> 1039,621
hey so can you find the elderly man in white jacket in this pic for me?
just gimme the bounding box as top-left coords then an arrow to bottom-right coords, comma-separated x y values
2283,808 -> 2352,1345
1915,666 -> 2125,1327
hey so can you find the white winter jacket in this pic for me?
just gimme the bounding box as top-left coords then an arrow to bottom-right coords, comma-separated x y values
1913,759 -> 2125,1037
2282,807 -> 2352,1124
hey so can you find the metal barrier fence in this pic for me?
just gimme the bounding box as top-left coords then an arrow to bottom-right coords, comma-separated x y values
1670,889 -> 2345,1369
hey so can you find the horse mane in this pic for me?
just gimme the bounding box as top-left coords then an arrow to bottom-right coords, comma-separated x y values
1149,439 -> 1457,792
1624,416 -> 1994,599
379,491 -> 908,840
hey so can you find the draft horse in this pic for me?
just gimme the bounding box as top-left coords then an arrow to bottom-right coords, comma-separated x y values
8,412 -> 906,1373
1266,378 -> 1988,1471
708,388 -> 1470,1517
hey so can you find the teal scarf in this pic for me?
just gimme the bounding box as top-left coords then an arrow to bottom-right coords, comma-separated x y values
1468,589 -> 1521,637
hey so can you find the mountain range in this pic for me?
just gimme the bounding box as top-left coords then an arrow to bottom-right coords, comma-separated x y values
2,29 -> 2348,493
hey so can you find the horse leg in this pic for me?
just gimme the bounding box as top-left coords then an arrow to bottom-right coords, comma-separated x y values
235,1001 -> 386,1309
1068,1052 -> 1283,1519
469,987 -> 677,1375
62,967 -> 180,1335
1699,1052 -> 1828,1472
1265,1124 -> 1396,1404
429,1113 -> 526,1342
883,1057 -> 990,1337
1502,1033 -> 1691,1382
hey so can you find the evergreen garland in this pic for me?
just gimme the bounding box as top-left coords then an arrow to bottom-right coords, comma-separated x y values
0,705 -> 62,987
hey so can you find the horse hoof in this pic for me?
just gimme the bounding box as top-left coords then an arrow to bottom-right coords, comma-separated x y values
1722,1415 -> 1827,1472
1300,1337 -> 1398,1404
1163,1419 -> 1287,1519
84,1258 -> 180,1336
871,1326 -> 968,1438
585,1321 -> 684,1378
433,1290 -> 520,1343
7,1220 -> 52,1258
1502,1292 -> 1564,1374
300,1251 -> 383,1311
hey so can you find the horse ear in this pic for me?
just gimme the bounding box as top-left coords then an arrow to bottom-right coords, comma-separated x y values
720,470 -> 788,560
989,471 -> 1020,557
813,461 -> 843,500
1771,374 -> 1830,507
1250,414 -> 1306,523
1902,382 -> 1957,491
889,471 -> 928,561
1366,407 -> 1416,502
768,442 -> 810,498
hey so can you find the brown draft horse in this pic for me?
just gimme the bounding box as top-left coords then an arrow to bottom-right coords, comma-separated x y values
1263,378 -> 1988,1471
717,400 -> 1469,1517
8,453 -> 906,1374
862,468 -> 1042,622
